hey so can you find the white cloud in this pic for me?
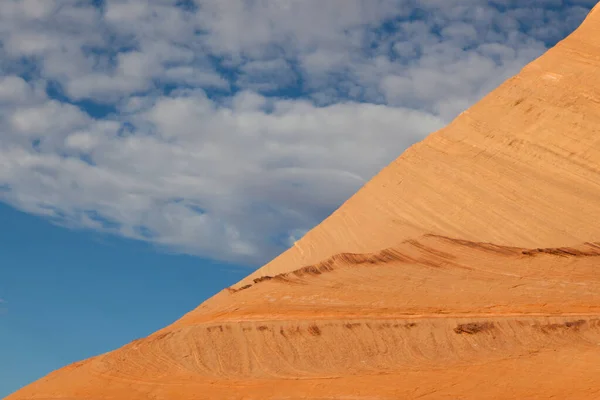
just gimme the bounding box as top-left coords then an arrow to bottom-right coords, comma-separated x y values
10,100 -> 90,137
0,0 -> 594,265
0,76 -> 39,104
237,58 -> 297,92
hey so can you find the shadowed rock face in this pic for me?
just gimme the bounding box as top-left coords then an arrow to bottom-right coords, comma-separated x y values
8,5 -> 600,400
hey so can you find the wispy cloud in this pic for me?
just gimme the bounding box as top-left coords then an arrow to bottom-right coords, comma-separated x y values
0,0 -> 595,264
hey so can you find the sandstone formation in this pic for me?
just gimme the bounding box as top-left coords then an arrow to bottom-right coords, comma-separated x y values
7,4 -> 600,400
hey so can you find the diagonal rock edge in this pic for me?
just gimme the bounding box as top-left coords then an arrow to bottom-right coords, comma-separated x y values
235,4 -> 600,287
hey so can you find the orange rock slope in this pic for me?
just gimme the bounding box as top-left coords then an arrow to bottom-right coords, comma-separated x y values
8,5 -> 600,400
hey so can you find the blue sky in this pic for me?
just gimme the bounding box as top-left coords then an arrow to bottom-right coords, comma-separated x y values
0,0 -> 596,396
0,202 -> 248,395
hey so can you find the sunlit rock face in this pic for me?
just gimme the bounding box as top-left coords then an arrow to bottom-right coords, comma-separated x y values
7,5 -> 600,400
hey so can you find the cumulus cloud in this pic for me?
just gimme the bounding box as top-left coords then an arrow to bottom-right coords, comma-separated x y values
0,0 -> 595,265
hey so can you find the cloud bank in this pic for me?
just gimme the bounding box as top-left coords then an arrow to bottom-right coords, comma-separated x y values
0,0 -> 595,265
